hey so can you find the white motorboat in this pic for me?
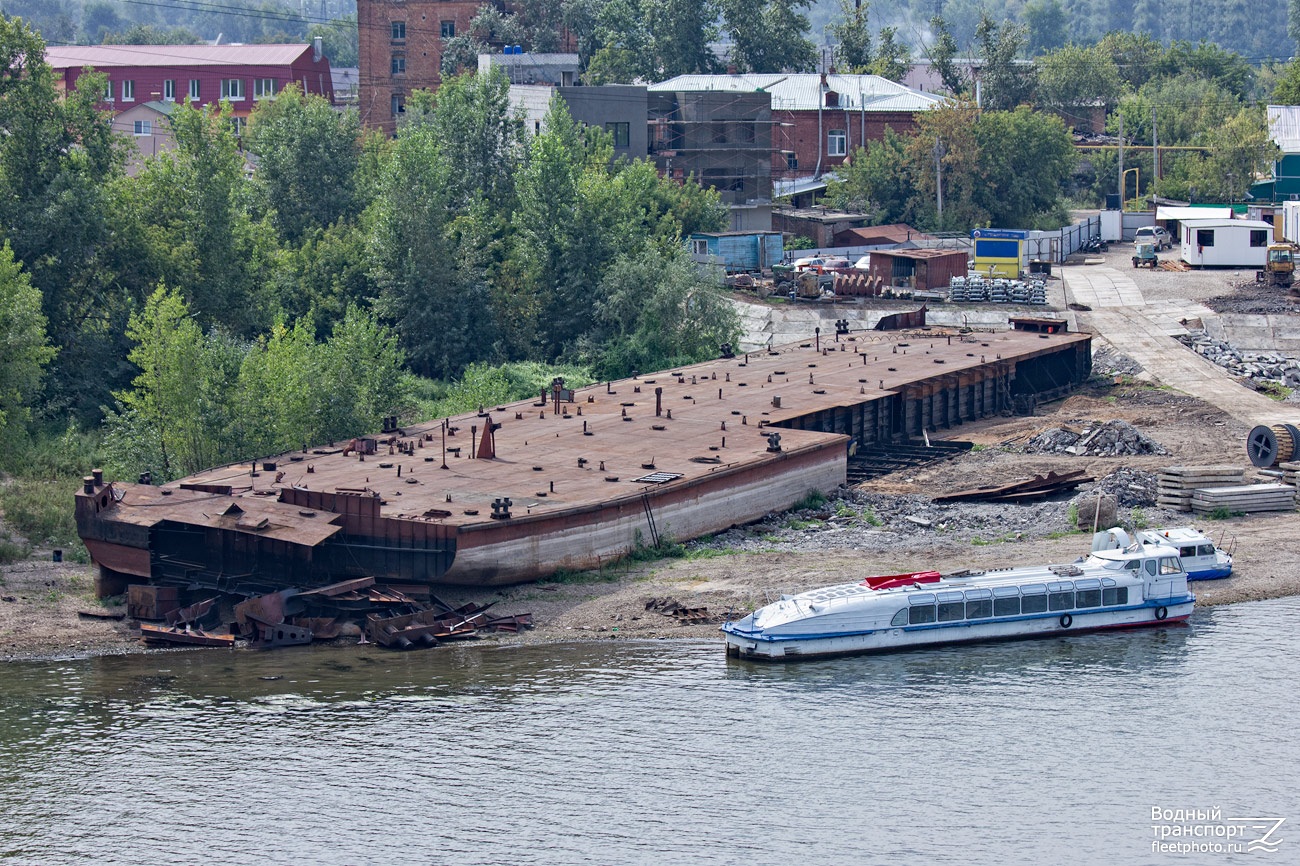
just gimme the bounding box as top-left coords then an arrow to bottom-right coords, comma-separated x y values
1094,526 -> 1233,581
722,542 -> 1195,661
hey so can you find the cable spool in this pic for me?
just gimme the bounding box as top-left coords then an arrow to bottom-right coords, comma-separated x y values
1246,423 -> 1300,467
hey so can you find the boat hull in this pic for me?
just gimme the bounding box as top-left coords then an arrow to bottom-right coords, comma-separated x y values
1186,567 -> 1233,581
722,600 -> 1195,661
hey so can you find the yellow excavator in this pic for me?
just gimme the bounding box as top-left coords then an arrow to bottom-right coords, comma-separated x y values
1257,243 -> 1297,289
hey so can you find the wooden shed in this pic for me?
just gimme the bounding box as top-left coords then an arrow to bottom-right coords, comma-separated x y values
866,249 -> 969,291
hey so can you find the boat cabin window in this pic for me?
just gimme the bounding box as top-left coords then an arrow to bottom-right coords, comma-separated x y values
993,596 -> 1020,616
1145,560 -> 1158,576
966,598 -> 993,619
1197,544 -> 1214,557
909,604 -> 937,625
1125,560 -> 1140,570
1102,586 -> 1129,606
1159,557 -> 1183,575
1179,545 -> 1196,557
1075,588 -> 1101,608
938,601 -> 965,622
891,609 -> 908,627
1021,584 -> 1048,614
1048,589 -> 1074,611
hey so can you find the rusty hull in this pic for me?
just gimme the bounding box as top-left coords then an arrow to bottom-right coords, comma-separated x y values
77,330 -> 1091,592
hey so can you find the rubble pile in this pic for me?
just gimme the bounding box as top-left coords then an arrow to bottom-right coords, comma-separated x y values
1178,330 -> 1300,395
1092,467 -> 1159,507
1023,420 -> 1169,456
1091,345 -> 1146,378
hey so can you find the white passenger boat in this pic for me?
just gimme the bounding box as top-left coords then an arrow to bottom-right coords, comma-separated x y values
722,542 -> 1195,661
1094,526 -> 1233,581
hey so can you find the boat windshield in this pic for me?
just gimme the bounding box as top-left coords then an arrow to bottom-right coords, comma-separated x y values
1084,554 -> 1129,570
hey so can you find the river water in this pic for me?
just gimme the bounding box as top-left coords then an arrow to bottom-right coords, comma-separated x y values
1,598 -> 1297,865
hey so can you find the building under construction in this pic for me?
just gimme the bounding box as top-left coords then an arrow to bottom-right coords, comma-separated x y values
76,323 -> 1091,598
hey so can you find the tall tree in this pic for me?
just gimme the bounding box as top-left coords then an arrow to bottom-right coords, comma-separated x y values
0,242 -> 55,439
975,12 -> 1036,111
720,0 -> 818,73
1035,44 -> 1123,124
248,85 -> 362,245
1022,0 -> 1067,56
830,0 -> 872,72
924,15 -> 969,96
870,27 -> 911,82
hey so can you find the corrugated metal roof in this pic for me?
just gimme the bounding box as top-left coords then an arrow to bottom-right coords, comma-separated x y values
46,44 -> 313,70
649,74 -> 942,112
1155,206 -> 1233,221
1268,104 -> 1300,153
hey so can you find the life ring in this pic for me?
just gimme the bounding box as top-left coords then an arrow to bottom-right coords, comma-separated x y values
1155,606 -> 1168,621
1059,614 -> 1073,628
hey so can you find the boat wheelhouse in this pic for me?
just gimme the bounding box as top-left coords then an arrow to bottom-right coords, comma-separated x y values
1094,526 -> 1233,581
722,543 -> 1195,660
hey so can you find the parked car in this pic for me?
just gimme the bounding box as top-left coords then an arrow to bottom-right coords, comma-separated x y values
853,254 -> 872,270
820,257 -> 852,272
1135,226 -> 1172,251
792,256 -> 825,271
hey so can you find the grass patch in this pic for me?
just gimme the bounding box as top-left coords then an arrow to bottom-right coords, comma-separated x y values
0,477 -> 90,562
1207,507 -> 1241,520
684,547 -> 737,561
1258,381 -> 1292,401
760,534 -> 782,543
0,533 -> 30,564
1044,529 -> 1084,540
969,443 -> 985,452
861,507 -> 882,527
834,502 -> 855,519
1131,507 -> 1148,530
1066,502 -> 1079,528
792,489 -> 828,511
785,518 -> 823,531
971,536 -> 991,546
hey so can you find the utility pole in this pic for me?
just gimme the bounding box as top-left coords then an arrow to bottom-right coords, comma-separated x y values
1118,111 -> 1124,207
934,138 -> 946,221
1152,106 -> 1159,184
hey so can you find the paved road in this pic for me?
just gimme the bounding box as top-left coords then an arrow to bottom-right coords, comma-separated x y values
1062,264 -> 1300,427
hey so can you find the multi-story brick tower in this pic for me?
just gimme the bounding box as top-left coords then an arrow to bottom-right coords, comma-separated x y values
356,0 -> 483,134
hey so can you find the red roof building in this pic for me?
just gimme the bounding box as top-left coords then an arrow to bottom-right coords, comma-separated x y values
45,42 -> 335,129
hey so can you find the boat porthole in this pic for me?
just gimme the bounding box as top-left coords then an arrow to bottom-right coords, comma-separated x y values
1059,614 -> 1072,628
1156,606 -> 1168,621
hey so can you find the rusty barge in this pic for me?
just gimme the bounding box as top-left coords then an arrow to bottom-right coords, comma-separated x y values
77,324 -> 1091,597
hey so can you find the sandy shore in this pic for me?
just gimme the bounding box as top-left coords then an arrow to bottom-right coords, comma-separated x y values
3,509 -> 1296,662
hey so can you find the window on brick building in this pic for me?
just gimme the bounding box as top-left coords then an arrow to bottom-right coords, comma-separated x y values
440,20 -> 456,38
786,152 -> 798,170
391,55 -> 406,75
133,120 -> 152,136
828,129 -> 846,157
163,79 -> 175,101
254,78 -> 276,99
391,93 -> 405,117
391,21 -> 406,40
189,79 -> 201,100
104,81 -> 113,101
221,78 -> 245,100
122,80 -> 135,101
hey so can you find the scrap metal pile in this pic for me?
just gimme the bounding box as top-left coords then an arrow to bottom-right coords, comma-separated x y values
127,577 -> 532,651
947,276 -> 1048,304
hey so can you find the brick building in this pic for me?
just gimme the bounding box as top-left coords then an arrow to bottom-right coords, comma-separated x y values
357,0 -> 483,133
46,42 -> 334,132
649,73 -> 940,184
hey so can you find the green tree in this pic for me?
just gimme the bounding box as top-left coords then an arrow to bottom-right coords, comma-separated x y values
248,85 -> 362,245
824,127 -> 913,223
0,242 -> 55,438
924,15 -> 969,96
370,117 -> 496,377
829,0 -> 872,72
0,15 -> 123,418
870,27 -> 911,82
720,0 -> 817,73
127,99 -> 260,333
110,285 -> 240,480
589,245 -> 740,378
1184,107 -> 1277,202
1160,41 -> 1254,101
1022,0 -> 1066,56
975,12 -> 1036,111
426,70 -> 525,211
1095,31 -> 1165,92
647,0 -> 719,77
1273,60 -> 1300,104
972,106 -> 1076,228
1035,44 -> 1122,126
308,15 -> 358,67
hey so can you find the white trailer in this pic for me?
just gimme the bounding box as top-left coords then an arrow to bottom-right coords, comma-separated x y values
1180,219 -> 1273,267
1283,201 -> 1300,243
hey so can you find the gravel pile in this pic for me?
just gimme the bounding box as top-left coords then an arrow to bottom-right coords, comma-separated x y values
1091,345 -> 1145,377
1092,466 -> 1159,507
1177,330 -> 1300,396
1023,419 -> 1169,456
